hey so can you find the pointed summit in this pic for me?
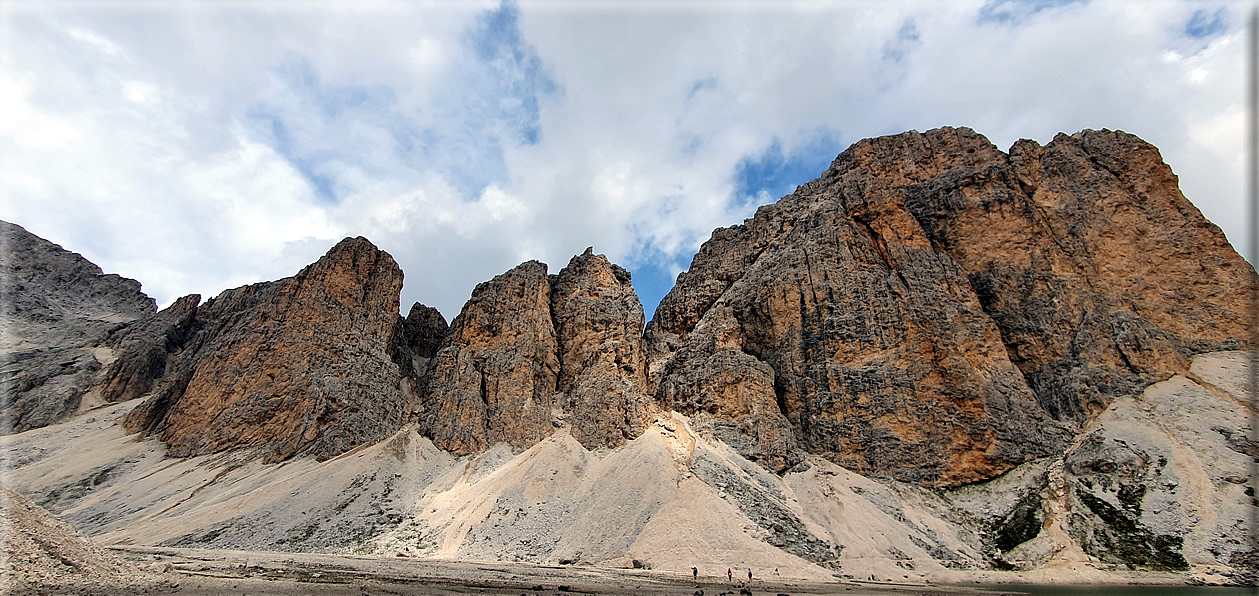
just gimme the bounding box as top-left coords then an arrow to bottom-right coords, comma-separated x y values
123,236 -> 411,462
420,248 -> 651,453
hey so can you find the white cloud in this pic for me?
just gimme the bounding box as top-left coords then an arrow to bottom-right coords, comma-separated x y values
0,73 -> 84,149
121,80 -> 158,104
408,38 -> 447,76
64,25 -> 121,55
0,0 -> 1249,320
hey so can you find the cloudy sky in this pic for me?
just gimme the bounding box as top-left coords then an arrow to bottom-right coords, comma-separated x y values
0,0 -> 1247,321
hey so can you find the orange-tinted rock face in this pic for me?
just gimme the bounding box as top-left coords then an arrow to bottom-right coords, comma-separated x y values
420,260 -> 561,454
900,129 -> 1250,421
647,127 -> 1250,487
420,249 -> 652,454
122,237 -> 411,462
551,249 -> 653,449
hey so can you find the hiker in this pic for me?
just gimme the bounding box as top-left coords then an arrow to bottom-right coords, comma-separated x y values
773,568 -> 780,576
692,566 -> 698,580
727,568 -> 732,581
748,569 -> 753,580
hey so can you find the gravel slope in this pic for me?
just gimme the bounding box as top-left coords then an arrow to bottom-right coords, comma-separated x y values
2,352 -> 1253,590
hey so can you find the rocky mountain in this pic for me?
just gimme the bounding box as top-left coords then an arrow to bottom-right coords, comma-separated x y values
402,301 -> 449,376
0,126 -> 1253,586
117,237 -> 416,463
421,248 -> 653,453
1,221 -> 155,433
646,127 -> 1250,487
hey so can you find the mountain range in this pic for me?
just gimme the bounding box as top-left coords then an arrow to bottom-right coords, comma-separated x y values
2,126 -> 1254,587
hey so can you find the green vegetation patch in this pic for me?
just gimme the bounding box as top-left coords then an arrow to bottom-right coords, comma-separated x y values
1076,490 -> 1187,571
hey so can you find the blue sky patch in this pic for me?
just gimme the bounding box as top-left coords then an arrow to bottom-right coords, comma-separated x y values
686,77 -> 719,103
246,107 -> 338,202
977,0 -> 1086,24
246,56 -> 416,202
883,20 -> 921,63
734,129 -> 844,208
1185,9 -> 1227,39
243,2 -> 560,205
464,0 -> 557,147
628,258 -> 687,323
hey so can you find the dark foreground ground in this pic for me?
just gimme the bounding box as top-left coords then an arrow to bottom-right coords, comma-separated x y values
53,546 -> 1014,596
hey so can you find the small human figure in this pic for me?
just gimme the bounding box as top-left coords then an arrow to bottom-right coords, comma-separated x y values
692,566 -> 698,580
727,568 -> 732,581
748,568 -> 753,581
773,568 -> 779,576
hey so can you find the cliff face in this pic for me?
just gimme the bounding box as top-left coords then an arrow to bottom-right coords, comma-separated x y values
96,294 -> 201,406
121,237 -> 413,462
420,249 -> 652,454
420,260 -> 561,454
1,221 -> 155,433
646,127 -> 1250,487
551,249 -> 653,448
900,130 -> 1249,421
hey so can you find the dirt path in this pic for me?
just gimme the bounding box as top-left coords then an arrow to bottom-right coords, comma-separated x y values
109,546 -> 1003,596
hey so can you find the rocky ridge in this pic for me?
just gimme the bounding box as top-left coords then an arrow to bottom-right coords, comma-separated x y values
1,221 -> 155,433
3,128 -> 1249,481
117,237 -> 415,463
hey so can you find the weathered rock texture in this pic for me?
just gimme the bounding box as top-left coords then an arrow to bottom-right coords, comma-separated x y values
405,303 -> 449,359
1055,353 -> 1255,574
1,220 -> 155,433
121,237 -> 413,462
646,127 -> 1250,487
96,294 -> 201,405
421,248 -> 653,453
402,302 -> 449,384
420,260 -> 559,454
551,249 -> 653,448
946,351 -> 1255,579
905,130 -> 1249,421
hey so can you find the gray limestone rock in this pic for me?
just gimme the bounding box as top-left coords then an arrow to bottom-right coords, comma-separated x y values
1,221 -> 155,433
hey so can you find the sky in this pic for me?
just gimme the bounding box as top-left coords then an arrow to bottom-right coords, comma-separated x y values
0,0 -> 1248,323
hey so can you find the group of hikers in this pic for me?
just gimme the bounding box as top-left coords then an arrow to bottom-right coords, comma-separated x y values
690,566 -> 779,582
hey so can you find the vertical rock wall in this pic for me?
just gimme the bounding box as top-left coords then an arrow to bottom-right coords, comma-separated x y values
420,249 -> 653,454
121,237 -> 411,462
646,127 -> 1250,487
